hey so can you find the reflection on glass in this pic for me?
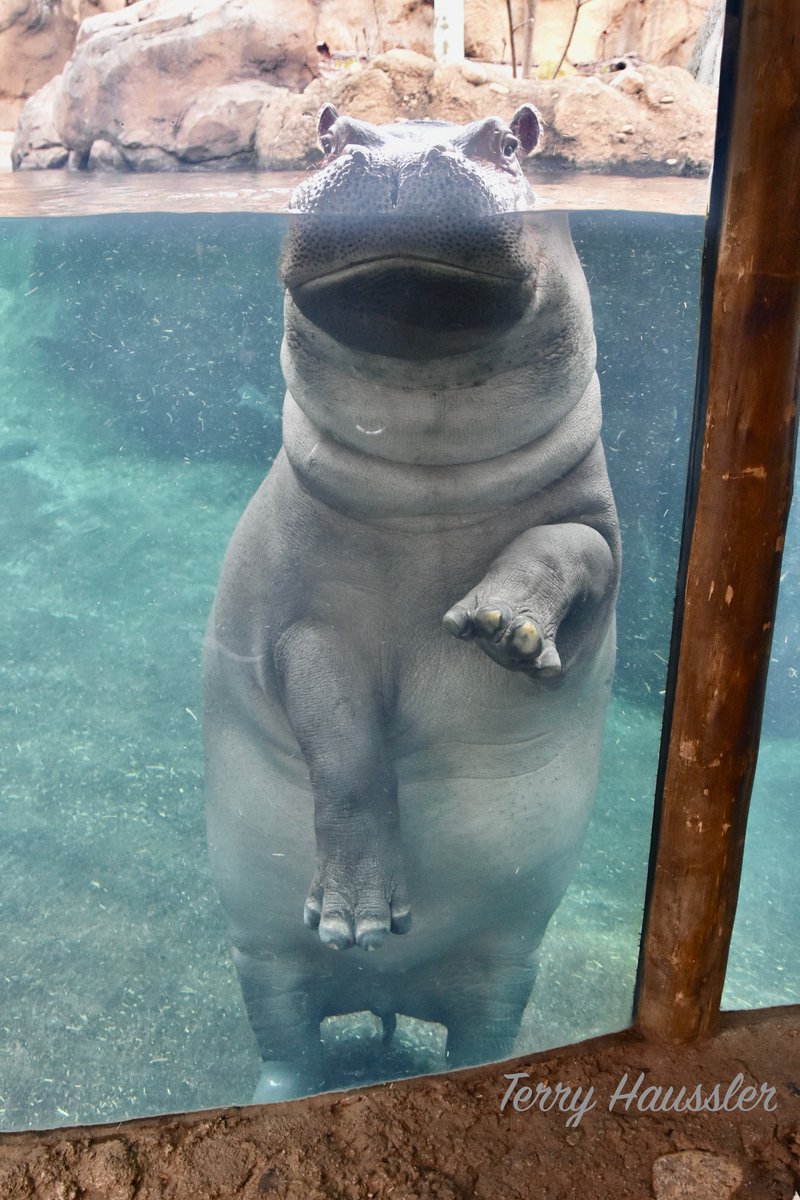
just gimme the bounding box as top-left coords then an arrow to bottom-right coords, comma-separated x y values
0,186 -> 701,1127
723,474 -> 800,1011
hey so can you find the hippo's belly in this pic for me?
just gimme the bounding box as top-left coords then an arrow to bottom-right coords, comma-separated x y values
205,617 -> 614,980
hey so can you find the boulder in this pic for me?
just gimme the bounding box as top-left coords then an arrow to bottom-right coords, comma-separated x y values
254,87 -> 326,172
252,57 -> 715,177
47,0 -> 317,166
0,0 -> 124,128
0,0 -> 714,134
12,29 -> 715,176
10,74 -> 68,169
544,63 -> 714,172
173,81 -> 280,166
0,0 -> 79,129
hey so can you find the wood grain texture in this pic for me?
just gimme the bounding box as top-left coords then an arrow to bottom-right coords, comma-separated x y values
636,0 -> 800,1040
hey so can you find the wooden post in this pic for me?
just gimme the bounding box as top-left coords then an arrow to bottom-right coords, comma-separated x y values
635,0 -> 800,1041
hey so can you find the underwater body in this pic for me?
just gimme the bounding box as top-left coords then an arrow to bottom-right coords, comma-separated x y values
0,195 -> 797,1130
205,109 -> 624,1102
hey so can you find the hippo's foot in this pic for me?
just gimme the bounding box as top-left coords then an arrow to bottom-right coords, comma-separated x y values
303,842 -> 412,951
443,523 -> 616,676
443,597 -> 561,676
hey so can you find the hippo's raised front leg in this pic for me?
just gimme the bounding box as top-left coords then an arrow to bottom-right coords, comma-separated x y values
275,620 -> 413,951
443,523 -> 615,676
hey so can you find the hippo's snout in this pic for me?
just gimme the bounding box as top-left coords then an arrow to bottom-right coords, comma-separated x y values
289,104 -> 541,219
279,106 -> 544,356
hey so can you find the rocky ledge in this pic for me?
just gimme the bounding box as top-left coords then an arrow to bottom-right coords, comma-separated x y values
12,0 -> 716,176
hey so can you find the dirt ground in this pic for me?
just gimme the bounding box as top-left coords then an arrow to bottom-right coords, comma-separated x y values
0,1009 -> 798,1199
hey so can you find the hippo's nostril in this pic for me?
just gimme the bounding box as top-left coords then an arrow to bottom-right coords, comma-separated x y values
422,144 -> 449,169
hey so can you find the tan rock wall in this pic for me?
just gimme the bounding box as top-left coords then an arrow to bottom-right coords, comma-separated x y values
253,50 -> 714,176
1,0 -> 716,130
50,0 -> 316,165
315,0 -> 433,58
0,0 -> 122,126
463,0 -> 709,72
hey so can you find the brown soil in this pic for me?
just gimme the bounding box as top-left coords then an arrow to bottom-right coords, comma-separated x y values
1,1009 -> 798,1199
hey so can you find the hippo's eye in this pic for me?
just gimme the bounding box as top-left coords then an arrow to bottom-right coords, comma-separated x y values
320,132 -> 335,155
501,134 -> 520,159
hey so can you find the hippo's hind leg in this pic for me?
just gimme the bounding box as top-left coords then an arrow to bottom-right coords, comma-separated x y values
427,931 -> 544,1070
443,522 -> 616,676
234,947 -> 329,1102
275,620 -> 413,951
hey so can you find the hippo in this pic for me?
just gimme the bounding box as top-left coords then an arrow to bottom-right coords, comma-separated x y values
203,104 -> 620,1102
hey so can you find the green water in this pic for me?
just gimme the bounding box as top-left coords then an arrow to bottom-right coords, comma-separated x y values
0,211 -> 795,1131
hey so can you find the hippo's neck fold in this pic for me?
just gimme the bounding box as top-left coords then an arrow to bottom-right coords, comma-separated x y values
282,375 -> 602,524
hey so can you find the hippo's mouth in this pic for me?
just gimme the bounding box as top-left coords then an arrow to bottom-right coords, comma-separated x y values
288,254 -> 533,359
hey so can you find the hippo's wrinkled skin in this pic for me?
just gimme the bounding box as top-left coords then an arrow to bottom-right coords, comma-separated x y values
203,104 -> 620,1101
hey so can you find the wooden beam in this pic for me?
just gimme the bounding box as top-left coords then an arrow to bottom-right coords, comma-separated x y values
635,0 -> 800,1041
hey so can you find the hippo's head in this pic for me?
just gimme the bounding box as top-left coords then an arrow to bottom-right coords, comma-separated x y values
280,106 -> 545,359
289,104 -> 541,217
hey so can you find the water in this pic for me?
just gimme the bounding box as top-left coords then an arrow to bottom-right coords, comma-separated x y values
0,200 -> 793,1132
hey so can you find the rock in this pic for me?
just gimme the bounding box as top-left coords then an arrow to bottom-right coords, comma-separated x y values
350,58 -> 711,175
552,75 -> 626,141
1,0 -> 714,132
87,137 -> 126,169
46,0 -> 316,167
543,64 -> 713,172
461,62 -> 488,86
13,33 -> 715,176
371,48 -> 436,111
652,1150 -> 744,1199
0,0 -> 119,128
258,56 -> 714,176
11,74 -> 68,169
639,63 -> 707,110
324,65 -> 397,124
610,67 -> 645,96
255,88 -> 320,171
174,81 -> 278,165
428,61 -> 509,123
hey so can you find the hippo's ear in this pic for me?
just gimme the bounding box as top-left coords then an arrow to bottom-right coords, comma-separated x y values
317,104 -> 339,152
510,105 -> 542,155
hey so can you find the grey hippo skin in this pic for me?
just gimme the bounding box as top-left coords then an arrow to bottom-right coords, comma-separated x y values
203,103 -> 621,1102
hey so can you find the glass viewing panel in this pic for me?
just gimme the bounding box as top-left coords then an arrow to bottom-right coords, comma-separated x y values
723,464 -> 800,1011
0,198 -> 705,1129
0,0 -> 740,1132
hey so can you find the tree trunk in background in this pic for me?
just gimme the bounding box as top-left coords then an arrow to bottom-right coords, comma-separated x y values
521,0 -> 536,77
434,0 -> 465,61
